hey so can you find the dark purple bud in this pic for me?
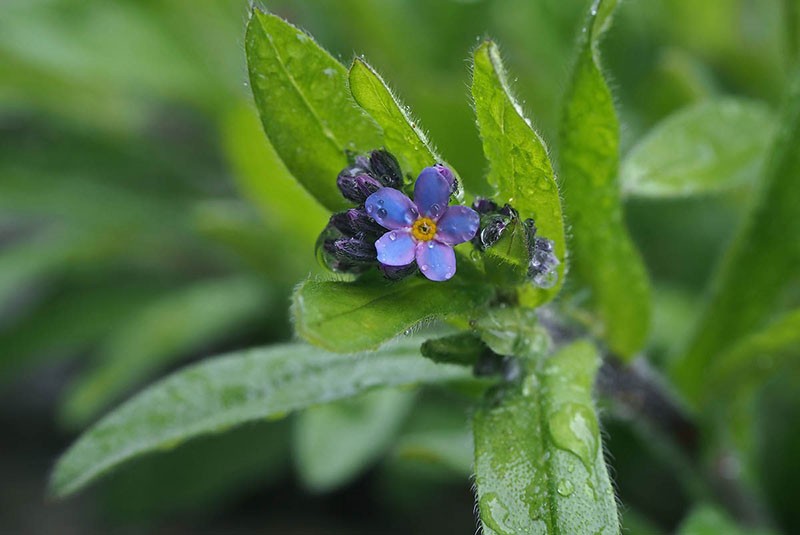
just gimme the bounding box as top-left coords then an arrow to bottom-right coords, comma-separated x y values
337,173 -> 383,204
329,211 -> 353,235
434,163 -> 458,194
353,154 -> 371,172
379,261 -> 418,280
369,150 -> 403,188
329,233 -> 377,263
346,208 -> 384,236
472,197 -> 498,215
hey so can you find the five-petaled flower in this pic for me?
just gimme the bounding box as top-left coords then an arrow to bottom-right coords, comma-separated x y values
365,166 -> 479,281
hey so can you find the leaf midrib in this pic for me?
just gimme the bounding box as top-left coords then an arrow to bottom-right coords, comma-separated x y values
256,15 -> 343,156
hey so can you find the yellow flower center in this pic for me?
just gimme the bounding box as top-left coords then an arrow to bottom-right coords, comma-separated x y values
411,217 -> 437,241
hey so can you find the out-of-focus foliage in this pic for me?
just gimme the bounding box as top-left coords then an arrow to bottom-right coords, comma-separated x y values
2,0 -> 799,533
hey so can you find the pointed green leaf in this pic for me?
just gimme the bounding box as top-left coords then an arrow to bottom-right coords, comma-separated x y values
558,0 -> 651,358
621,99 -> 775,198
49,342 -> 470,498
675,73 -> 800,403
473,340 -> 619,535
292,277 -> 491,353
245,10 -> 382,212
348,58 -> 462,197
294,388 -> 414,491
471,40 -> 566,303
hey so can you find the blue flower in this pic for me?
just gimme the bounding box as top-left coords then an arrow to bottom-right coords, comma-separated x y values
365,166 -> 479,281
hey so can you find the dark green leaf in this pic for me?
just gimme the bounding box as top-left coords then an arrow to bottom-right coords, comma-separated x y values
621,99 -> 775,198
292,277 -> 491,353
473,340 -> 618,534
49,341 -> 470,498
394,428 -> 473,475
471,40 -> 566,303
348,58 -> 462,197
294,388 -> 414,491
475,307 -> 550,358
674,73 -> 800,403
558,0 -> 651,358
245,10 -> 382,211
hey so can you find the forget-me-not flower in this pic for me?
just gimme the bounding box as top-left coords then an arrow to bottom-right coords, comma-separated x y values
365,166 -> 479,281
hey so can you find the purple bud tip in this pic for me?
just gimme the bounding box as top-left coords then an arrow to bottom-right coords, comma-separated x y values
472,197 -> 498,214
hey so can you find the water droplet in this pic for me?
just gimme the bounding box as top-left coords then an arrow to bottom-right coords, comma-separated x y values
377,208 -> 388,219
430,203 -> 441,217
366,205 -> 374,214
557,479 -> 574,497
548,403 -> 599,470
377,199 -> 385,206
427,242 -> 435,249
403,329 -> 411,336
532,270 -> 558,289
444,271 -> 452,279
420,264 -> 429,271
389,232 -> 397,241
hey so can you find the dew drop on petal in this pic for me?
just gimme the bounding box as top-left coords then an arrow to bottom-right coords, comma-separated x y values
377,208 -> 388,218
427,242 -> 435,249
377,199 -> 385,206
366,205 -> 374,214
420,264 -> 429,271
430,203 -> 441,217
389,232 -> 397,241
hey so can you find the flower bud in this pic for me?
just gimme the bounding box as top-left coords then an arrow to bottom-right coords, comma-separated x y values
472,197 -> 498,215
369,150 -> 403,188
325,233 -> 377,263
346,208 -> 384,236
328,211 -> 353,235
379,261 -> 418,280
434,163 -> 458,194
337,173 -> 383,204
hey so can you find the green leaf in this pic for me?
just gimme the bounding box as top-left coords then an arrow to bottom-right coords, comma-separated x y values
473,340 -> 618,535
475,306 -> 551,358
294,388 -> 414,491
220,101 -> 328,248
674,72 -> 800,403
558,0 -> 651,358
621,99 -> 775,198
245,9 -> 382,212
59,277 -> 271,428
49,341 -> 470,498
292,277 -> 491,353
471,40 -> 566,303
348,58 -> 462,197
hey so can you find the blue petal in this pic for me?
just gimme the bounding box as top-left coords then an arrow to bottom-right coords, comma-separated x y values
365,188 -> 418,230
435,205 -> 480,245
375,230 -> 416,266
414,167 -> 451,220
415,241 -> 456,281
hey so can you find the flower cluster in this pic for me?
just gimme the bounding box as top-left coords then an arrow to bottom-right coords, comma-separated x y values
318,149 -> 558,287
319,150 -> 478,281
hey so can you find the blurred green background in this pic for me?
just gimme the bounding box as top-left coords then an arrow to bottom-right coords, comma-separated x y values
1,0 -> 797,533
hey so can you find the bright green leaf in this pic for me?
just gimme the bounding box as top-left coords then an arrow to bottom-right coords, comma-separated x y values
471,40 -> 566,303
621,99 -> 775,198
674,73 -> 800,403
294,388 -> 414,491
348,58 -> 462,197
49,341 -> 470,498
292,276 -> 491,353
473,340 -> 618,535
558,0 -> 651,358
59,277 -> 271,428
245,9 -> 382,212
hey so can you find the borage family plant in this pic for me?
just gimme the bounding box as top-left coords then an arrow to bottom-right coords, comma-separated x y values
48,0 -> 800,533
